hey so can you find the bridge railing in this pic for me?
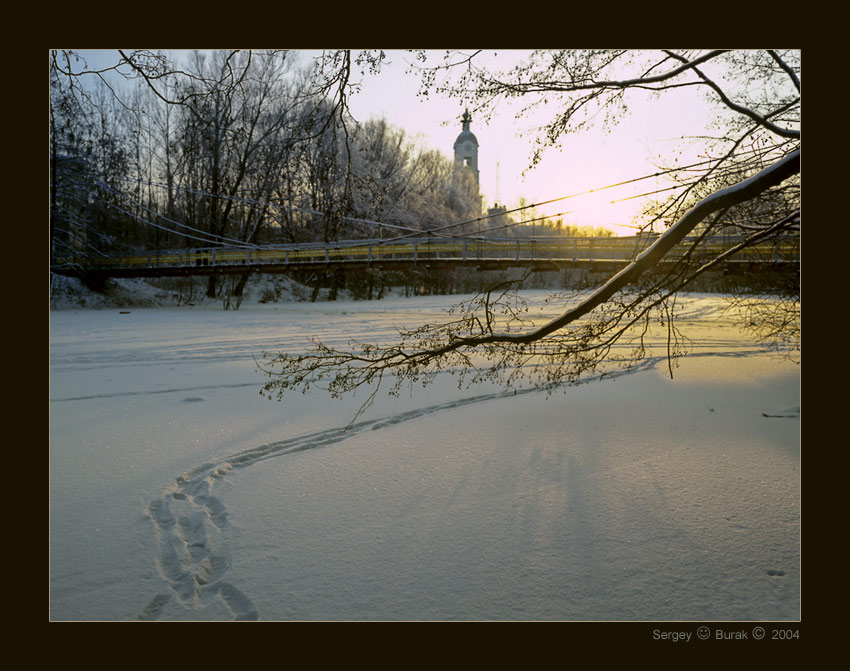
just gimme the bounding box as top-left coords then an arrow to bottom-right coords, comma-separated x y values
56,233 -> 799,272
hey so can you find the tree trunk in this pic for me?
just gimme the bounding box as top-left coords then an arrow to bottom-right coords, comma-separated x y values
328,269 -> 341,301
233,272 -> 251,304
310,277 -> 322,303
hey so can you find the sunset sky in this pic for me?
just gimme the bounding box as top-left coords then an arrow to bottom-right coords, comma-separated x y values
70,49 -> 725,236
330,49 -> 723,236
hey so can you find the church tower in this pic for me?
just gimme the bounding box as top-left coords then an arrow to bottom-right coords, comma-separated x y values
453,109 -> 479,186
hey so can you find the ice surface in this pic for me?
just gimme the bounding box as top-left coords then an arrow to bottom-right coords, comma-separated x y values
49,290 -> 800,621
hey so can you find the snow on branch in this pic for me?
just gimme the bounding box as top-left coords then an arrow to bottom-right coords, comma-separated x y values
259,150 -> 800,415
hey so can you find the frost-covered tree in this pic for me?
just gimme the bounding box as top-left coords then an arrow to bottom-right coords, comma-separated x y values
50,56 -> 143,263
260,49 -> 800,413
347,117 -> 481,234
49,49 -> 371,267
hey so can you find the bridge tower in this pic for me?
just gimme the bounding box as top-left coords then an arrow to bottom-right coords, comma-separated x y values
453,108 -> 479,186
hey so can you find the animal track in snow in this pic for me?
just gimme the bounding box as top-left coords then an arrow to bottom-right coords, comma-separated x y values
138,593 -> 171,621
138,387 -> 534,620
136,354 -> 714,620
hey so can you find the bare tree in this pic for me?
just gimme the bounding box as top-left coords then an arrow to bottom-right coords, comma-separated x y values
260,49 -> 800,414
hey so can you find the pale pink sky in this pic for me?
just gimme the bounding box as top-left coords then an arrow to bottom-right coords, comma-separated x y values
70,49 -> 722,235
310,49 -> 721,235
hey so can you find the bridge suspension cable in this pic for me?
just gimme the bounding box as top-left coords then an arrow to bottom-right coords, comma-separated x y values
64,142 -> 794,254
378,143 -> 794,241
90,182 -> 261,248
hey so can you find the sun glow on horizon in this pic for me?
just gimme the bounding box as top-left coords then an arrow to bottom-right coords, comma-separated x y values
68,50 -> 715,239
342,50 -> 718,239
497,173 -> 668,238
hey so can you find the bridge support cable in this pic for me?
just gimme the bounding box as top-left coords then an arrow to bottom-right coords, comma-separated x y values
91,184 -> 260,249
55,143 -> 797,274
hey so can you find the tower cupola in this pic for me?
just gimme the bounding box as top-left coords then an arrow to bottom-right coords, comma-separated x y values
453,108 -> 479,185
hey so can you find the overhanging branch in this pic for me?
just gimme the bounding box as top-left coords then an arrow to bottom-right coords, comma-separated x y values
425,149 -> 800,354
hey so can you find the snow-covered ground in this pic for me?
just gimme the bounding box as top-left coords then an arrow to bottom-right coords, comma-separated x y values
49,279 -> 800,621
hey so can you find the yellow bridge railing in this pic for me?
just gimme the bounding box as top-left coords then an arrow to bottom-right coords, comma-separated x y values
54,234 -> 800,274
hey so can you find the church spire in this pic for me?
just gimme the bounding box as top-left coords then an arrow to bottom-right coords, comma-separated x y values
453,108 -> 479,186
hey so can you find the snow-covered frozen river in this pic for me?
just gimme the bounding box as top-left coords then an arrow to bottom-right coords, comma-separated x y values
49,292 -> 800,621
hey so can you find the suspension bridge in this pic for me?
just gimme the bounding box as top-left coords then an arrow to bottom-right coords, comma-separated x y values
50,233 -> 799,281
50,147 -> 800,282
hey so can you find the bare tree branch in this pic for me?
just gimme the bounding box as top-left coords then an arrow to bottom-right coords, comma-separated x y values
663,50 -> 800,140
768,50 -> 801,93
260,149 -> 799,413
415,150 -> 798,353
492,49 -> 727,94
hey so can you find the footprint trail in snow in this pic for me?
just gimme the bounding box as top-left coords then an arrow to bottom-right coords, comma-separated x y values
138,351 -> 765,620
138,383 -> 550,620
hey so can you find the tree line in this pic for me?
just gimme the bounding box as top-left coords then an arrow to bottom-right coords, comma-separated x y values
49,50 -> 483,298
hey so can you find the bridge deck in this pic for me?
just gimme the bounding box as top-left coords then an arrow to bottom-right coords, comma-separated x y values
51,236 -> 799,279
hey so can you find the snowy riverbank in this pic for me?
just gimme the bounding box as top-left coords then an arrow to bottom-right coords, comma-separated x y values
49,289 -> 800,621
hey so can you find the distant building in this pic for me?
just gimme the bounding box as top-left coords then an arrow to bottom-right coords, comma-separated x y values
453,109 -> 479,186
486,204 -> 509,236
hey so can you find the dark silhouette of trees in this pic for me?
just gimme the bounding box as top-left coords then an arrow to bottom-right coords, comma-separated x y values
49,49 -> 483,303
